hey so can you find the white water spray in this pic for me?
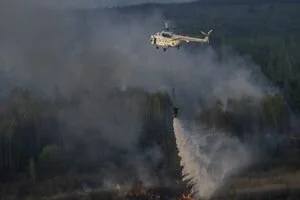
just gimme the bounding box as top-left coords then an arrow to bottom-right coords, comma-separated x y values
173,118 -> 252,199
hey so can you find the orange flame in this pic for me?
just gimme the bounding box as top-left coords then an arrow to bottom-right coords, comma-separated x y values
180,193 -> 194,200
120,181 -> 149,197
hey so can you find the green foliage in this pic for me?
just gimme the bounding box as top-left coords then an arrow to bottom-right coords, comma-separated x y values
261,94 -> 289,132
195,100 -> 235,133
0,88 -> 60,182
28,157 -> 36,183
139,91 -> 180,179
194,94 -> 291,137
38,144 -> 66,177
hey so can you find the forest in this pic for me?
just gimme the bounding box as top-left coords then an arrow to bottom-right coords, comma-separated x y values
1,0 -> 300,199
1,83 -> 297,199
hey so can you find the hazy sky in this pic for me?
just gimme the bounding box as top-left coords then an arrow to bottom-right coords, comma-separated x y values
34,0 -> 197,9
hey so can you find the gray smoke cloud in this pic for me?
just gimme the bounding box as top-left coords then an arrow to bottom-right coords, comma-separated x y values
0,0 -> 272,143
0,0 -> 273,187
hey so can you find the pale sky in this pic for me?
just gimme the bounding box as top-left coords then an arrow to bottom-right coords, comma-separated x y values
35,0 -> 197,9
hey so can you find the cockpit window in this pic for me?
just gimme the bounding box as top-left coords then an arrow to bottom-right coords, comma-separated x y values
161,32 -> 172,38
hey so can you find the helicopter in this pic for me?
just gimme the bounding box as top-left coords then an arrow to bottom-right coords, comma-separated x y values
150,22 -> 213,51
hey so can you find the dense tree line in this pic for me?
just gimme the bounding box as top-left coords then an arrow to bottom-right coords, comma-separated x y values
0,88 -> 176,183
0,86 -> 294,184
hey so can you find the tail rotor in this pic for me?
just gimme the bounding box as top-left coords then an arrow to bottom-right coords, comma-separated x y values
201,29 -> 213,43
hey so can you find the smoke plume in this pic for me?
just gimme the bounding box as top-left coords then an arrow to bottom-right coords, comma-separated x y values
0,0 -> 273,188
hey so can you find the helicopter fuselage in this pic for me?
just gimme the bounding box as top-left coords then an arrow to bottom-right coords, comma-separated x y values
150,30 -> 210,51
150,31 -> 183,51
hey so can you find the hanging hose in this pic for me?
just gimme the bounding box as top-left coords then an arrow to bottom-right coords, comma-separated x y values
169,51 -> 179,118
172,87 -> 179,118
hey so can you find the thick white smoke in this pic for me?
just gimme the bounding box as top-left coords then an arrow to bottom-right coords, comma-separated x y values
173,118 -> 252,199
